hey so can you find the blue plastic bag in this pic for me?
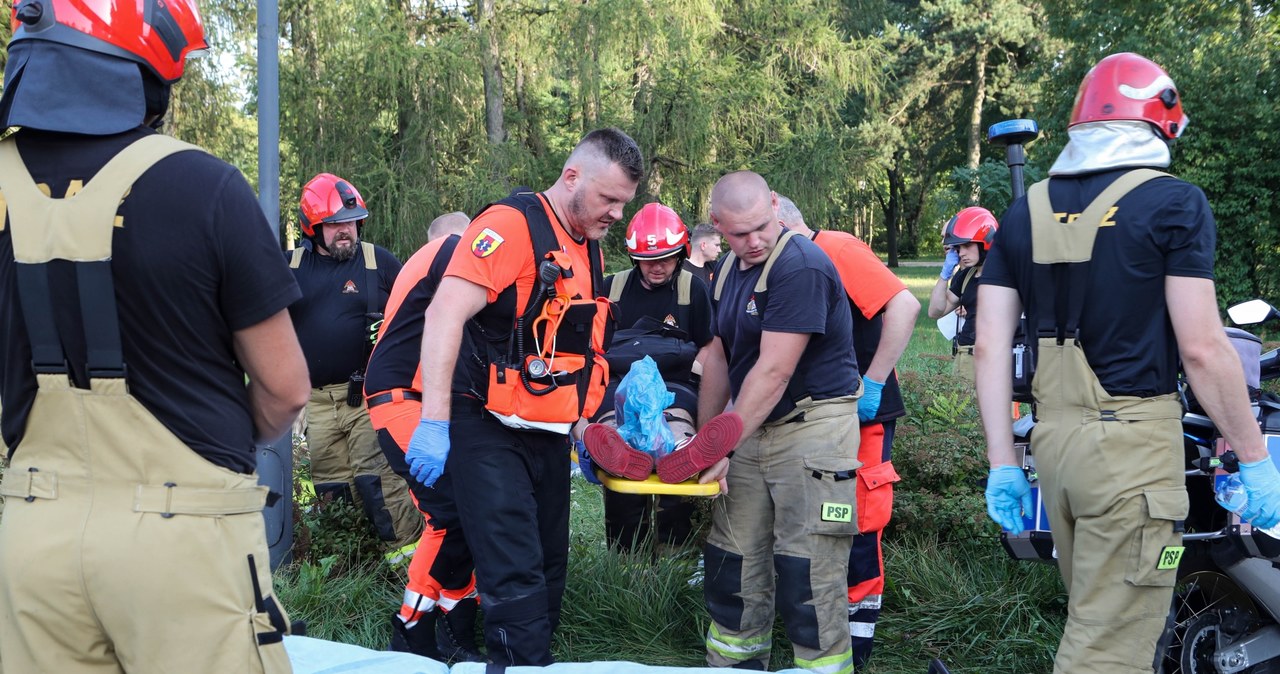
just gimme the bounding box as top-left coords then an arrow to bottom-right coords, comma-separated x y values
614,356 -> 676,459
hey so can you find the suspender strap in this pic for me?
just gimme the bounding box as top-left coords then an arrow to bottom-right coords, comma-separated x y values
78,261 -> 126,377
712,229 -> 799,301
608,268 -> 631,303
0,134 -> 200,378
1028,169 -> 1168,264
360,241 -> 380,367
14,264 -> 65,373
0,134 -> 200,263
958,265 -> 979,295
1026,169 -> 1168,341
676,267 -> 692,305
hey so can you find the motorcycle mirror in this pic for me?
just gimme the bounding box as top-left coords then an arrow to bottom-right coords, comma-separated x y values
1227,299 -> 1279,326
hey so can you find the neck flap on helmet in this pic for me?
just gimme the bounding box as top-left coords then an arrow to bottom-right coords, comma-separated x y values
1049,120 -> 1172,177
1,41 -> 148,135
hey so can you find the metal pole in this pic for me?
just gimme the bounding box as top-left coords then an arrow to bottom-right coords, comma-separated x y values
257,0 -> 280,236
256,0 -> 292,571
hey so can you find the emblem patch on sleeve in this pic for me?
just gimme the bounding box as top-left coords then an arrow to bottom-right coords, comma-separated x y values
471,228 -> 505,258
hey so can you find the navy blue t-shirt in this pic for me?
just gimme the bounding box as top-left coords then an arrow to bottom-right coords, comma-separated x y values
288,243 -> 400,388
712,233 -> 858,422
0,127 -> 302,473
983,168 -> 1216,397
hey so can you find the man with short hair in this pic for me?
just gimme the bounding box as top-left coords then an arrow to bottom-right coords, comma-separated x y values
0,0 -> 309,669
406,128 -> 644,666
428,211 -> 471,243
365,211 -> 480,662
977,52 -> 1280,672
288,173 -> 424,563
777,195 -> 920,668
697,171 -> 861,673
684,222 -> 723,285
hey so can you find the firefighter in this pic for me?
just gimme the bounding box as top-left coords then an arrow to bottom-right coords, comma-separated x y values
976,52 -> 1280,672
0,0 -> 310,670
696,171 -> 861,673
288,174 -> 424,563
576,203 -> 734,552
683,222 -> 723,286
405,128 -> 644,666
928,207 -> 999,386
364,212 -> 481,662
776,196 -> 921,667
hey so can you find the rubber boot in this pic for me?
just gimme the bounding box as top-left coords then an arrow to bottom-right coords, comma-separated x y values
436,597 -> 485,663
388,610 -> 445,661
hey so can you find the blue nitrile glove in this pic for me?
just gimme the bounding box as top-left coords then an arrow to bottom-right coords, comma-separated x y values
985,465 -> 1033,535
857,377 -> 885,422
406,419 -> 450,487
1238,457 -> 1280,529
940,248 -> 960,280
575,439 -> 603,486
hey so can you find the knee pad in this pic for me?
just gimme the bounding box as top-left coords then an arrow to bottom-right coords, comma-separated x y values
704,544 -> 745,630
775,553 -> 820,650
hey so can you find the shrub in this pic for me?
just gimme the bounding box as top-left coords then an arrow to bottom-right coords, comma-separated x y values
890,364 -> 991,543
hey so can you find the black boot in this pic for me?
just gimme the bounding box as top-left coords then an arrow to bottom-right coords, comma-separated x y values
388,610 -> 445,661
436,597 -> 485,663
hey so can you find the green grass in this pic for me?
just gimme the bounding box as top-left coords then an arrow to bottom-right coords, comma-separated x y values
892,264 -> 954,374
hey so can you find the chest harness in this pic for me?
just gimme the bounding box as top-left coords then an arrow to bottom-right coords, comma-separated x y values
474,190 -> 610,433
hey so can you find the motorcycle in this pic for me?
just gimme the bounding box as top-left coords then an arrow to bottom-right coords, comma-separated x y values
1000,299 -> 1280,673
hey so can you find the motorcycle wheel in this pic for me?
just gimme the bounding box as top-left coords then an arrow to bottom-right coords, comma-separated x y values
1159,570 -> 1259,674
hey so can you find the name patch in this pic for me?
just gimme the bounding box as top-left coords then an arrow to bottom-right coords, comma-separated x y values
821,502 -> 853,523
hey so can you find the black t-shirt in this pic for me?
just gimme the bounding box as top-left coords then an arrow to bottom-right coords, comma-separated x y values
604,269 -> 714,348
949,265 -> 982,347
0,127 -> 301,473
983,168 -> 1216,397
682,258 -> 713,287
288,244 -> 401,388
364,236 -> 460,394
713,234 -> 858,422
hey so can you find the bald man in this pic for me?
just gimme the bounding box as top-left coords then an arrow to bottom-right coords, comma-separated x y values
366,209 -> 477,661
696,171 -> 862,673
777,195 -> 920,667
427,211 -> 471,242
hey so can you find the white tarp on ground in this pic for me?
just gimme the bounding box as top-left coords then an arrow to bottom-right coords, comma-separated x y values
285,636 -> 810,674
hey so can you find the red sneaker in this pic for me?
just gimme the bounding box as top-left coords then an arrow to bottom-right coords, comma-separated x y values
656,412 -> 743,484
582,424 -> 654,481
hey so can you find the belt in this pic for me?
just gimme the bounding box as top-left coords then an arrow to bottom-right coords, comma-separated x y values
956,345 -> 975,354
366,390 -> 423,408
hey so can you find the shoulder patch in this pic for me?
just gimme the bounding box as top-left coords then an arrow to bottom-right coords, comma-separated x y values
471,227 -> 505,258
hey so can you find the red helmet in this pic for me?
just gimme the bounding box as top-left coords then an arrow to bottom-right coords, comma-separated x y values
298,173 -> 369,237
1069,52 -> 1188,140
624,203 -> 689,261
943,207 -> 998,250
10,0 -> 208,83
